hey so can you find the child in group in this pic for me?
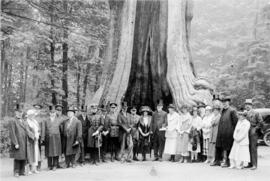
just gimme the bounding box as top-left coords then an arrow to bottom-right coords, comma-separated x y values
229,111 -> 250,169
188,107 -> 202,162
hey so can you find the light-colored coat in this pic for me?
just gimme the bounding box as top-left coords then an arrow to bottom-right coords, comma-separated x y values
164,112 -> 181,155
233,119 -> 250,145
229,118 -> 251,162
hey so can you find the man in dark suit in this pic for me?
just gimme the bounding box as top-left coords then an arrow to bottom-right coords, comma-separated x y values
9,104 -> 35,177
214,96 -> 238,167
244,99 -> 263,170
77,106 -> 90,165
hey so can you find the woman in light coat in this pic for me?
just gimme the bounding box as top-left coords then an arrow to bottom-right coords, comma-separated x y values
26,109 -> 40,174
208,106 -> 221,163
177,105 -> 192,163
229,112 -> 250,169
164,104 -> 181,162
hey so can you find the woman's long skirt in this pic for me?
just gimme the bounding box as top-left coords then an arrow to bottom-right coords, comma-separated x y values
164,131 -> 178,155
229,141 -> 250,162
177,133 -> 189,156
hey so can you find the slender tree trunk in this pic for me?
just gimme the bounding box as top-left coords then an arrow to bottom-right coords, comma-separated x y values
23,47 -> 29,103
76,58 -> 81,107
62,0 -> 69,113
50,0 -> 57,105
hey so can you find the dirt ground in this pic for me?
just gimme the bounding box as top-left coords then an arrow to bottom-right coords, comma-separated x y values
1,146 -> 270,181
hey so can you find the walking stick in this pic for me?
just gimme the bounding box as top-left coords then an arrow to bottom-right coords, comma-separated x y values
97,133 -> 101,162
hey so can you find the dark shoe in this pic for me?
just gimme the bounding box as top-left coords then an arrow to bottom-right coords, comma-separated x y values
154,157 -> 159,161
142,158 -> 146,161
244,165 -> 252,169
133,157 -> 139,161
102,159 -> 106,163
250,166 -> 257,170
126,159 -> 132,163
210,162 -> 220,166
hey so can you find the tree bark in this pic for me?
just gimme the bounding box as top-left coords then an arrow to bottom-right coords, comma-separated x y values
62,0 -> 69,113
50,0 -> 57,105
103,0 -> 137,107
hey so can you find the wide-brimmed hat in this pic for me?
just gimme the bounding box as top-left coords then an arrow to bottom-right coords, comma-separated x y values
55,104 -> 63,110
238,111 -> 248,117
244,99 -> 253,105
168,104 -> 176,110
220,96 -> 231,102
140,106 -> 152,113
197,102 -> 206,108
130,106 -> 137,111
110,102 -> 118,107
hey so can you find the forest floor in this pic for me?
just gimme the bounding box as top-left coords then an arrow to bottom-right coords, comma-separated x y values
1,146 -> 270,181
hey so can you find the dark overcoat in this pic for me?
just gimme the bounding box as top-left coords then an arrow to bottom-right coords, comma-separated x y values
44,115 -> 68,157
63,117 -> 82,156
87,113 -> 104,148
216,107 -> 238,150
9,118 -> 35,160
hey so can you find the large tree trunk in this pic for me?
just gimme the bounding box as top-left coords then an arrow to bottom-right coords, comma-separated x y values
91,0 -> 212,111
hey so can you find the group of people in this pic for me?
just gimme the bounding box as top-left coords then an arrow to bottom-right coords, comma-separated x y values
9,96 -> 263,177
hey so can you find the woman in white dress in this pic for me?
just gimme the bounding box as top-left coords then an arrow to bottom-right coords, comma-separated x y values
188,107 -> 202,162
26,109 -> 40,174
229,112 -> 250,169
201,106 -> 214,163
164,104 -> 181,162
177,105 -> 192,163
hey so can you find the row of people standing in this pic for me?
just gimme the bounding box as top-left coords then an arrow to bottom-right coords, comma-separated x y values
163,96 -> 262,171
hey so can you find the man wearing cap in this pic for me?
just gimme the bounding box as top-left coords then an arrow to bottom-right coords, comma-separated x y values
77,106 -> 90,165
33,103 -> 45,171
87,104 -> 104,165
214,96 -> 238,167
151,102 -> 167,161
128,106 -> 140,161
105,103 -> 120,161
63,107 -> 82,168
44,105 -> 69,170
117,101 -> 133,162
244,99 -> 263,170
9,104 -> 35,177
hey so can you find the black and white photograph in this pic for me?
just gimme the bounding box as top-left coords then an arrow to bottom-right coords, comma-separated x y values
0,0 -> 270,181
